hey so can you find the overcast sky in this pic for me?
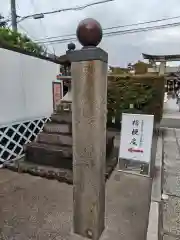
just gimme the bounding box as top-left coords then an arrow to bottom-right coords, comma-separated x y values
1,0 -> 180,67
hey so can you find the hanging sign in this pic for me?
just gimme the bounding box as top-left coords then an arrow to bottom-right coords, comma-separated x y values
52,81 -> 62,111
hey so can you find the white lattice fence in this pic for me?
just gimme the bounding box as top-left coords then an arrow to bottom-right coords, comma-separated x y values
0,117 -> 50,163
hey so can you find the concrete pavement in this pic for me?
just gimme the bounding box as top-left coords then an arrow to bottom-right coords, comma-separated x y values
153,97 -> 180,239
161,98 -> 180,129
163,98 -> 179,113
0,167 -> 152,240
1,97 -> 179,240
0,171 -> 73,240
161,128 -> 180,239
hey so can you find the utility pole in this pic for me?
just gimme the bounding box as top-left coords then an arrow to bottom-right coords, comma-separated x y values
11,0 -> 17,31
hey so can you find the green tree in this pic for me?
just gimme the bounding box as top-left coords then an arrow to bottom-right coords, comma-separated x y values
0,27 -> 45,56
109,66 -> 129,74
0,14 -> 7,27
107,75 -> 158,128
133,61 -> 152,74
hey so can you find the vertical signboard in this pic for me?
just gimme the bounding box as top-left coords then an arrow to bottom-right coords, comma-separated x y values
119,113 -> 154,163
52,81 -> 62,111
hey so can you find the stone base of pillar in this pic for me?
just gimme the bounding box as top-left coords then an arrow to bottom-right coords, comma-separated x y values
69,231 -> 90,240
57,85 -> 72,112
57,101 -> 72,112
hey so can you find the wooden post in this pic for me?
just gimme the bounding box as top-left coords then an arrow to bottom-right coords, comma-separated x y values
68,18 -> 108,240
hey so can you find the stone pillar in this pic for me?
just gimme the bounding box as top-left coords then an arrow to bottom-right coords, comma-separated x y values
159,61 -> 166,75
68,18 -> 107,240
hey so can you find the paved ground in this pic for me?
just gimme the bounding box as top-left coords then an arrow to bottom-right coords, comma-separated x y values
0,171 -> 73,240
2,98 -> 177,240
161,128 -> 180,239
161,98 -> 180,129
0,167 -> 152,240
163,98 -> 179,113
158,97 -> 180,239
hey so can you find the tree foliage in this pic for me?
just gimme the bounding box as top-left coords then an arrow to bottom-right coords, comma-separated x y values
107,75 -> 165,128
109,61 -> 153,75
0,27 -> 46,56
133,61 -> 152,74
0,14 -> 7,27
109,66 -> 130,75
107,76 -> 155,114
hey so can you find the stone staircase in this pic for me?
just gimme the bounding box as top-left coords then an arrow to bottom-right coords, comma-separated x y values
24,106 -> 115,170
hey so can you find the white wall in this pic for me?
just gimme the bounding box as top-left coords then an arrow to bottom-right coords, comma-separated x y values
148,66 -> 179,73
0,48 -> 59,125
166,66 -> 179,73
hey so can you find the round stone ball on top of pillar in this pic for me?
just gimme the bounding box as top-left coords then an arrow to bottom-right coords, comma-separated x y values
76,18 -> 103,47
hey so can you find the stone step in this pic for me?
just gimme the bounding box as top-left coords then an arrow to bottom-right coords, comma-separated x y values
24,132 -> 115,170
25,142 -> 72,169
51,113 -> 72,124
43,123 -> 72,134
37,132 -> 72,146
